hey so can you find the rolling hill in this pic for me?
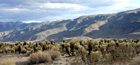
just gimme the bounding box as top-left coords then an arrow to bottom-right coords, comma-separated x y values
0,8 -> 140,42
0,22 -> 39,39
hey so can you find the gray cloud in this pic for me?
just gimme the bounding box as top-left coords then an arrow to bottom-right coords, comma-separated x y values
0,0 -> 139,22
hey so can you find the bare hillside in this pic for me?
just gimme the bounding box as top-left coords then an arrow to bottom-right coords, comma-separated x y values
0,8 -> 140,42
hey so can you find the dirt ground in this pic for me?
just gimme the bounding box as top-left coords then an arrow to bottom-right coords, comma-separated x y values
0,53 -> 69,65
0,53 -> 140,65
0,54 -> 29,65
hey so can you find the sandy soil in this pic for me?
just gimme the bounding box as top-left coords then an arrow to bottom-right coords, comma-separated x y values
0,53 -> 140,65
0,53 -> 69,65
0,54 -> 29,65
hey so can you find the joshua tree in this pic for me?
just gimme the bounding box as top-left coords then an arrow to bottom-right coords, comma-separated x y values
23,41 -> 28,46
63,39 -> 66,43
51,39 -> 54,44
17,45 -> 22,54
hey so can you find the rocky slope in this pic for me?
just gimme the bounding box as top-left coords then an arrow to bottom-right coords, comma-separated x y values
0,22 -> 39,32
0,8 -> 140,42
0,22 -> 39,39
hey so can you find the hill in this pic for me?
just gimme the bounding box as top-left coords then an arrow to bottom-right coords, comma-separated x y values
0,8 -> 140,42
0,22 -> 39,39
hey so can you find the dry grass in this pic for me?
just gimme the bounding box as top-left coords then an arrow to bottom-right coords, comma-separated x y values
28,50 -> 61,64
47,50 -> 61,60
1,60 -> 15,65
28,51 -> 52,64
129,55 -> 140,65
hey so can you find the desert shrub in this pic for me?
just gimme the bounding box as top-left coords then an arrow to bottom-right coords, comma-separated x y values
21,48 -> 27,54
28,51 -> 51,64
44,39 -> 49,44
0,42 -> 3,48
47,50 -> 61,60
63,39 -> 66,43
23,41 -> 28,46
24,45 -> 29,49
26,51 -> 31,56
1,60 -> 15,65
129,55 -> 140,65
0,49 -> 3,53
51,39 -> 54,44
130,60 -> 140,65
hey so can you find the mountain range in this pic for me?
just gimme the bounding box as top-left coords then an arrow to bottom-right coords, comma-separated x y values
0,8 -> 140,42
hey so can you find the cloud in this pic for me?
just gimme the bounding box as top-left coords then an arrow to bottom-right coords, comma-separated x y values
0,0 -> 140,22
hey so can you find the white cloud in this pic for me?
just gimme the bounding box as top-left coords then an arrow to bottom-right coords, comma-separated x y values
40,14 -> 83,21
42,3 -> 86,11
22,20 -> 42,23
22,2 -> 89,11
5,8 -> 28,11
0,0 -> 140,22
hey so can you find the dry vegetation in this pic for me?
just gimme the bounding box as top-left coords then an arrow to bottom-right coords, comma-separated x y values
0,38 -> 140,65
28,51 -> 52,64
27,50 -> 61,64
1,60 -> 15,65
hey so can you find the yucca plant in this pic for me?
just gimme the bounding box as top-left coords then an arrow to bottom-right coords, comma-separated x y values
0,42 -> 4,48
60,43 -> 65,52
21,47 -> 27,54
114,39 -> 118,42
51,39 -> 54,44
70,40 -> 78,56
44,39 -> 49,44
23,41 -> 28,46
100,39 -> 104,42
106,39 -> 111,43
134,38 -> 140,43
51,46 -> 59,51
64,43 -> 71,56
87,39 -> 95,55
39,41 -> 45,47
88,51 -> 102,65
83,45 -> 88,50
24,45 -> 29,49
104,38 -> 107,43
119,39 -> 124,43
100,44 -> 107,56
5,47 -> 10,53
63,39 -> 66,43
11,47 -> 15,53
0,49 -> 3,53
16,45 -> 22,54
26,51 -> 32,56
15,41 -> 20,46
42,44 -> 47,51
124,39 -> 128,42
30,49 -> 34,53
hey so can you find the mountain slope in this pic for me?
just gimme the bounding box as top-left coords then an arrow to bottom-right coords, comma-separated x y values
0,22 -> 39,32
0,22 -> 39,38
0,8 -> 140,42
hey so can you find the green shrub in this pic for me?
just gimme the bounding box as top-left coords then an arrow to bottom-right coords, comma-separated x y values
0,49 -> 3,53
26,51 -> 31,56
21,48 -> 26,54
0,42 -> 3,47
23,41 -> 28,46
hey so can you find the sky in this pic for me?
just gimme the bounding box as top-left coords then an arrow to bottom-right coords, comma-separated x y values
0,0 -> 140,23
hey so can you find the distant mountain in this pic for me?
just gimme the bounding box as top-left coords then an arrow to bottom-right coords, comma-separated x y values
0,22 -> 39,38
0,8 -> 140,42
0,22 -> 39,32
